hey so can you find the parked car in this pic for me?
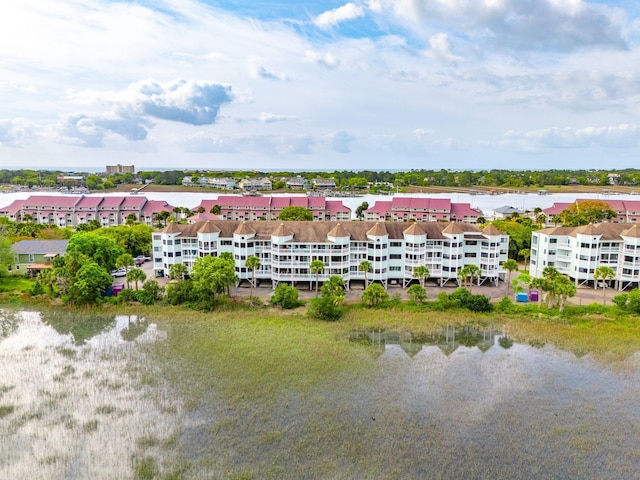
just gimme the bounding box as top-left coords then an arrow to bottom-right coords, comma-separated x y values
111,268 -> 127,278
135,255 -> 146,266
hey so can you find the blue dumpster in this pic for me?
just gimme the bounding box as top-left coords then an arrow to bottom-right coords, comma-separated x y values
516,292 -> 528,302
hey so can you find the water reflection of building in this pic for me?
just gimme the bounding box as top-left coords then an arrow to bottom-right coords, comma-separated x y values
153,220 -> 509,290
352,325 -> 503,357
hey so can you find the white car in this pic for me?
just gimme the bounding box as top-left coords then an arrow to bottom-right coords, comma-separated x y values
111,268 -> 127,278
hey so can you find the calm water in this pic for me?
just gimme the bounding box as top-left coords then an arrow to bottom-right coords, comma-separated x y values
1,310 -> 639,479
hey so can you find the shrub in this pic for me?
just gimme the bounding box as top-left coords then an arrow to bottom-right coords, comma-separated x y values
270,283 -> 302,309
308,296 -> 343,321
464,294 -> 492,313
496,296 -> 514,312
166,280 -> 195,305
407,284 -> 427,304
627,289 -> 640,314
137,280 -> 163,305
612,293 -> 628,309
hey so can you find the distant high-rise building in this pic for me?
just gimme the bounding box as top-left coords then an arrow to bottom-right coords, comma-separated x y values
106,164 -> 135,175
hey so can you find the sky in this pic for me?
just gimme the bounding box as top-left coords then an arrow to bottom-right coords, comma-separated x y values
1,0 -> 640,172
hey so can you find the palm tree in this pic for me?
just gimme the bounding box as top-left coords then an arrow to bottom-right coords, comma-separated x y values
528,277 -> 546,309
594,265 -> 615,305
127,268 -> 147,291
519,248 -> 531,269
465,265 -> 480,294
542,266 -> 560,308
412,265 -> 430,288
116,253 -> 134,289
169,263 -> 188,280
502,259 -> 519,294
358,260 -> 372,288
245,255 -> 261,297
310,259 -> 325,296
362,283 -> 389,307
554,275 -> 576,312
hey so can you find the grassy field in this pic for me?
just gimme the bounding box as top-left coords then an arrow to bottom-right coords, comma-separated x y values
3,303 -> 640,479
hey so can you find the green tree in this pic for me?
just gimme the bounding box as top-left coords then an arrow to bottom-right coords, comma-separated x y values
407,284 -> 427,304
245,255 -> 261,297
362,283 -> 389,307
321,275 -> 345,305
66,232 -> 124,272
190,255 -> 236,308
412,265 -> 430,288
502,259 -> 519,294
279,206 -> 313,221
209,204 -> 221,215
519,248 -> 531,269
169,263 -> 188,280
594,265 -> 615,305
355,201 -> 369,220
0,235 -> 13,276
138,280 -> 164,305
310,259 -> 325,296
358,260 -> 371,287
458,265 -> 480,293
116,252 -> 134,270
68,262 -> 113,305
554,275 -> 577,312
127,267 -> 147,291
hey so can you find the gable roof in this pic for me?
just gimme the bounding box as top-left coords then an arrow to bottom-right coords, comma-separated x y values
12,240 -> 69,255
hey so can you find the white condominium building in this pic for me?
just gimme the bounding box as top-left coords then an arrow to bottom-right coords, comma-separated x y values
529,223 -> 640,290
153,220 -> 509,290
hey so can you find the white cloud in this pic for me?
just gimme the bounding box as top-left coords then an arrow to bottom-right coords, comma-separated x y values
374,0 -> 628,51
324,131 -> 355,153
0,119 -> 37,147
502,124 -> 640,150
304,50 -> 341,69
51,78 -> 233,147
315,3 -> 365,29
53,113 -> 150,148
428,33 -> 463,62
249,58 -> 289,81
259,113 -> 297,123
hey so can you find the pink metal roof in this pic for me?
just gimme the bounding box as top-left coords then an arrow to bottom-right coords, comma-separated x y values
141,200 -> 174,216
99,196 -> 125,208
390,197 -> 413,209
121,196 -> 147,208
429,198 -> 451,210
75,196 -> 103,208
289,197 -> 308,207
623,200 -> 640,213
326,200 -> 351,213
270,197 -> 291,208
365,200 -> 392,215
543,202 -> 573,215
450,203 -> 481,217
308,197 -> 326,208
0,199 -> 25,215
